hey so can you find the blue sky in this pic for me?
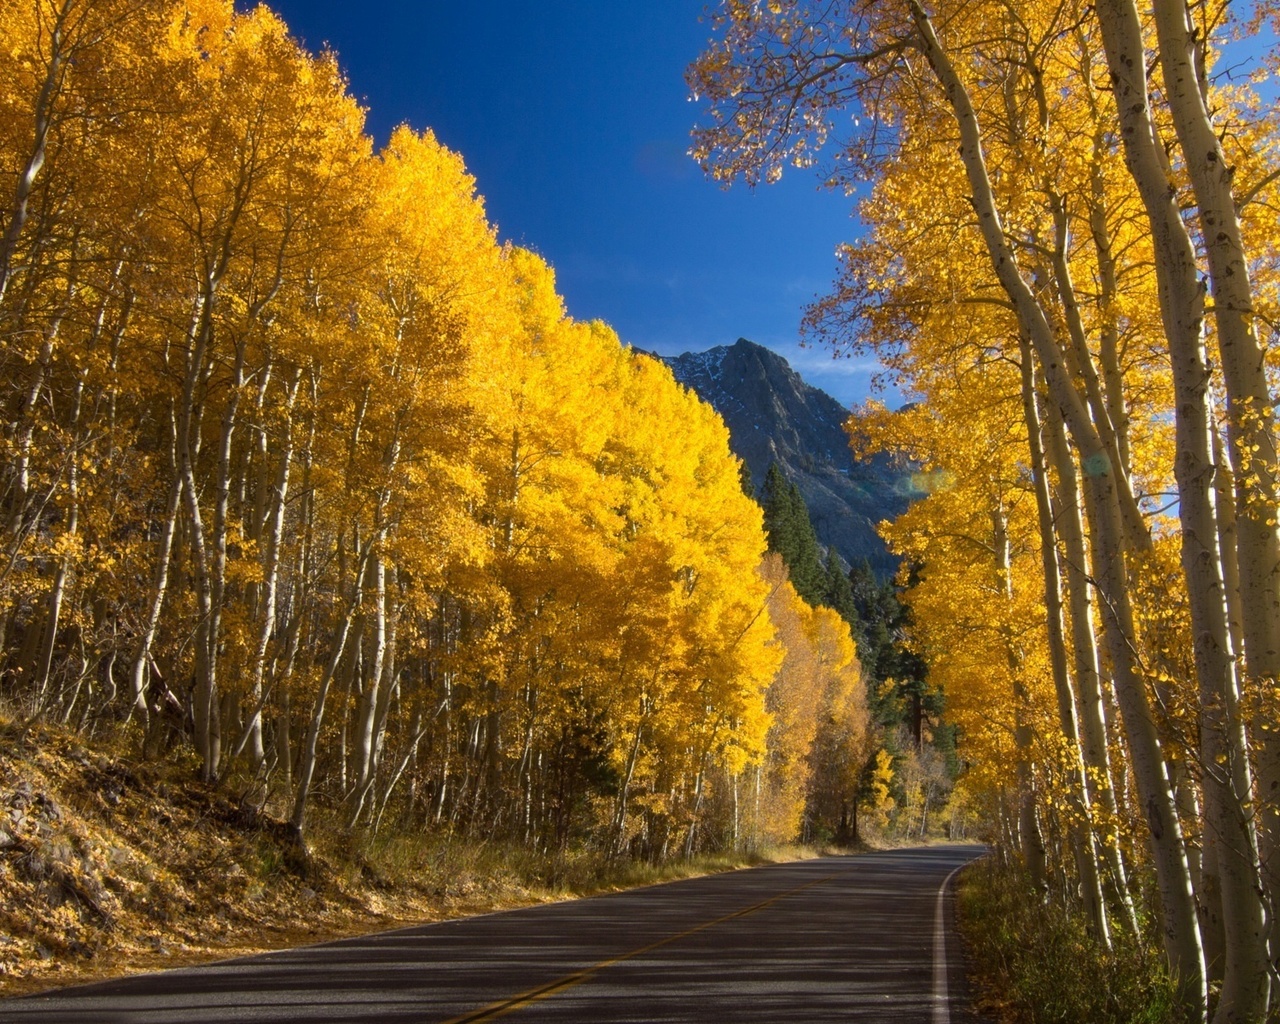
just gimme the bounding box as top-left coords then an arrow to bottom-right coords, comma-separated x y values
260,2 -> 880,406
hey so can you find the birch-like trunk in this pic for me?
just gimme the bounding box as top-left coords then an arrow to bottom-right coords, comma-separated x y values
1019,336 -> 1108,942
198,341 -> 246,776
1092,0 -> 1270,1014
904,2 -> 1206,1006
289,536 -> 373,842
1152,0 -> 1280,969
0,0 -> 74,307
174,291 -> 219,780
235,367 -> 300,767
612,707 -> 647,857
347,550 -> 389,827
992,501 -> 1048,892
32,363 -> 90,708
6,302 -> 64,551
1043,399 -> 1138,934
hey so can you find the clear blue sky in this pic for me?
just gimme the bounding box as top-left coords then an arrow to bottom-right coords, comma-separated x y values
258,1 -> 880,406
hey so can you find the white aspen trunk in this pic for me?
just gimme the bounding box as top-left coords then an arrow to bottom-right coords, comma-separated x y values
374,699 -> 428,835
346,415 -> 402,824
201,343 -> 246,775
1019,336 -> 1109,942
1212,426 -> 1246,677
289,538 -> 374,841
1043,399 -> 1139,934
612,709 -> 646,857
0,0 -> 74,307
174,291 -> 218,781
130,466 -> 182,716
277,368 -> 320,794
33,469 -> 73,708
32,364 -> 90,708
1042,193 -> 1146,548
237,368 -> 300,767
684,764 -> 705,860
1152,0 -> 1280,972
183,460 -> 219,780
366,591 -> 401,817
6,303 -> 64,549
347,549 -> 388,827
518,678 -> 537,843
1093,0 -> 1271,1014
1082,115 -> 1133,472
992,501 -> 1048,892
903,3 -> 1206,1007
1175,385 -> 1270,1023
247,364 -> 272,553
435,667 -> 453,826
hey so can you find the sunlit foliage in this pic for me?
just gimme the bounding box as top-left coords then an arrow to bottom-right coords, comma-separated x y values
0,0 -> 867,868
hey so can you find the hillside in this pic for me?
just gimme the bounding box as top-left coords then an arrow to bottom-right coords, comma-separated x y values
0,717 -> 804,996
662,339 -> 919,577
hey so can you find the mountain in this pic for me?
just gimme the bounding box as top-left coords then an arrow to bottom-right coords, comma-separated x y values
660,338 -> 919,578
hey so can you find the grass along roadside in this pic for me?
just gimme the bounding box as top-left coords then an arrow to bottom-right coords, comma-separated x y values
955,858 -> 1184,1024
0,714 -> 838,998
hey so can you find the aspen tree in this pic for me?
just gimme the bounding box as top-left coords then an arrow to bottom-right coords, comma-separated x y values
691,0 -> 1206,1006
0,0 -> 870,869
1088,0 -> 1270,1011
1151,0 -> 1280,970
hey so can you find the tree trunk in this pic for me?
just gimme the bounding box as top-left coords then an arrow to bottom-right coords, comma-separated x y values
236,367 -> 300,767
289,537 -> 374,841
1019,335 -> 1108,942
1043,399 -> 1138,934
992,499 -> 1048,893
1093,0 -> 1271,1014
347,551 -> 389,827
905,3 -> 1206,1007
0,0 -> 74,306
1152,0 -> 1280,976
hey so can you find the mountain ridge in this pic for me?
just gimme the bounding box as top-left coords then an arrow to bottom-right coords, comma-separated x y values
659,338 -> 918,577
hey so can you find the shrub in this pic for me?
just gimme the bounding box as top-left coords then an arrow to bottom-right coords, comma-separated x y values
957,860 -> 1184,1024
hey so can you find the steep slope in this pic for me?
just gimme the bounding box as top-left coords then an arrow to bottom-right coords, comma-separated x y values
662,339 -> 917,577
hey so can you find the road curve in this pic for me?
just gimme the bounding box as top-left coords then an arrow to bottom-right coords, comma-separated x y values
1,844 -> 987,1024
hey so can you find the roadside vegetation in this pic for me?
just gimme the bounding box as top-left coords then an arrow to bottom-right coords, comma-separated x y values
0,0 -> 889,885
0,712 -> 835,996
957,860 -> 1182,1024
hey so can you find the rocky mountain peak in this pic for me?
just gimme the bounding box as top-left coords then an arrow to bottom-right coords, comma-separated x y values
662,339 -> 918,578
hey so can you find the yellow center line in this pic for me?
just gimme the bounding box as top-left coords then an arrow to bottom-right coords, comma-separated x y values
439,871 -> 841,1024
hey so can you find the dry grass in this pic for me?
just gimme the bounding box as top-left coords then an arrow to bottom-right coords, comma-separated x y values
0,715 -> 832,998
956,859 -> 1185,1024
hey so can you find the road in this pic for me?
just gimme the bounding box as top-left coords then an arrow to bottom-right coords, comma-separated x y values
1,844 -> 987,1024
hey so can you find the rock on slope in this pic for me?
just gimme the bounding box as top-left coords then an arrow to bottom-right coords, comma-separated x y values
661,338 -> 918,578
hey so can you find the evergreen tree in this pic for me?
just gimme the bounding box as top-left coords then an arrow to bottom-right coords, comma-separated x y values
759,463 -> 825,604
823,549 -> 859,628
846,559 -> 939,740
783,482 -> 826,603
759,463 -> 794,552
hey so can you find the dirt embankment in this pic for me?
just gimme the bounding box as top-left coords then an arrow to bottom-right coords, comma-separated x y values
0,718 -> 824,999
0,721 -> 535,998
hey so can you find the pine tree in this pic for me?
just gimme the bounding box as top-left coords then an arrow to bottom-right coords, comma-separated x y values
759,463 -> 794,552
783,482 -> 825,603
823,549 -> 858,627
759,463 -> 825,604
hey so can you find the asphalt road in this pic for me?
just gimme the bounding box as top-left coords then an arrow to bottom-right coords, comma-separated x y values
1,844 -> 988,1024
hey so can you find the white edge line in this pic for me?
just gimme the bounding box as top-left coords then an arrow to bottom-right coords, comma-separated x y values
932,864 -> 965,1024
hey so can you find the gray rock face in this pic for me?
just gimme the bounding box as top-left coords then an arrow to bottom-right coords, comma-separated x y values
661,338 -> 918,578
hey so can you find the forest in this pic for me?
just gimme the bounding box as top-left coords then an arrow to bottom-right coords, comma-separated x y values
0,0 -> 923,912
18,0 -> 1280,1019
692,0 -> 1280,1020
